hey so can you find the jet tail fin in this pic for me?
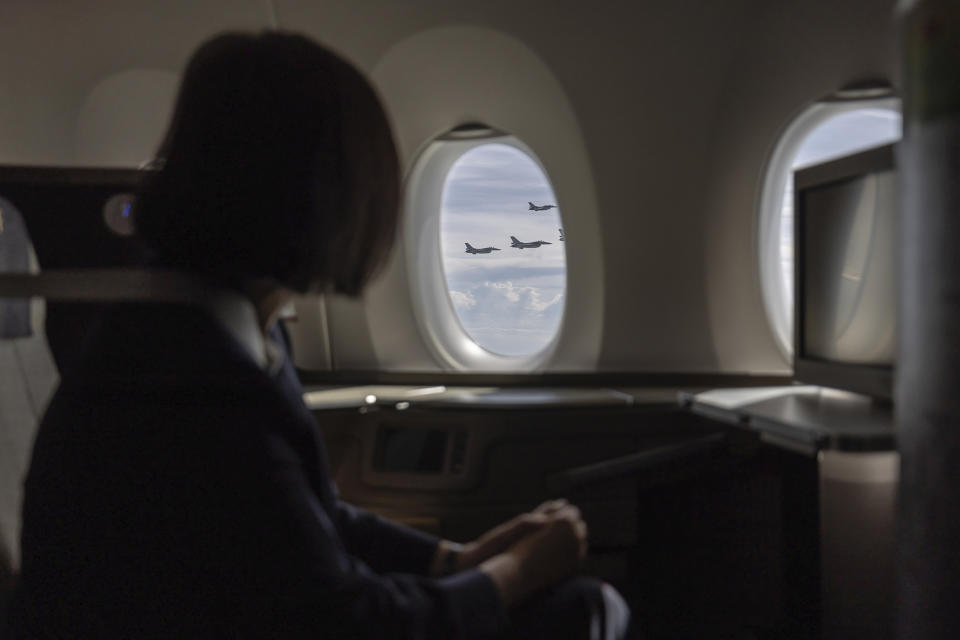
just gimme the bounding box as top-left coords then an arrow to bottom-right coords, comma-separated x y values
465,243 -> 473,249
510,236 -> 520,243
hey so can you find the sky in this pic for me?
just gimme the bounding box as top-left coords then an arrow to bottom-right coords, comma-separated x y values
778,107 -> 902,321
439,143 -> 566,356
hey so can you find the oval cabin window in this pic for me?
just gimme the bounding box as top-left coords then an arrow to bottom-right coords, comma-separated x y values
759,100 -> 901,357
439,143 -> 566,357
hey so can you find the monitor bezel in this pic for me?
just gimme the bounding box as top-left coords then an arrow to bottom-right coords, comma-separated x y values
793,143 -> 896,401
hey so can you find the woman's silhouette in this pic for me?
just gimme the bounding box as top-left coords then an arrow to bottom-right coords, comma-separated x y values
14,31 -> 628,639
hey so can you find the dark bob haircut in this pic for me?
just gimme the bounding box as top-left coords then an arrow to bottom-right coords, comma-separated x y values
135,31 -> 400,295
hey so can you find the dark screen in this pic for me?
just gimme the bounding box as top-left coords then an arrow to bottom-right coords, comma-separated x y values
801,170 -> 896,366
373,426 -> 448,474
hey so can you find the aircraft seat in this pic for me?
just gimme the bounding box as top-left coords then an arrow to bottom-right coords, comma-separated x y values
0,291 -> 58,629
0,267 -> 252,635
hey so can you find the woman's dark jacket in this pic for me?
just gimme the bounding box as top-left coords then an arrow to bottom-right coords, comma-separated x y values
14,298 -> 504,639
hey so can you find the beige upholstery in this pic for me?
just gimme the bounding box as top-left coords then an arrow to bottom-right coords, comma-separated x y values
0,290 -> 58,575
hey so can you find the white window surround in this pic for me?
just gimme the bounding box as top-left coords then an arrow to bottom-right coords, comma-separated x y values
405,135 -> 564,371
757,97 -> 901,359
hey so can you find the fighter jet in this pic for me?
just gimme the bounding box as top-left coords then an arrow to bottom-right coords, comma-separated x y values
558,228 -> 565,241
528,201 -> 557,211
510,236 -> 552,249
464,242 -> 500,254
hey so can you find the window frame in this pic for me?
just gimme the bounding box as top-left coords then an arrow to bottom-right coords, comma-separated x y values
404,135 -> 566,371
757,97 -> 901,358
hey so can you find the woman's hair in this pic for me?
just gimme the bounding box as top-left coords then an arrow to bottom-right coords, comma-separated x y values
135,31 -> 400,295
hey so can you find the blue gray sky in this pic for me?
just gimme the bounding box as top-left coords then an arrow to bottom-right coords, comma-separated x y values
440,143 -> 566,356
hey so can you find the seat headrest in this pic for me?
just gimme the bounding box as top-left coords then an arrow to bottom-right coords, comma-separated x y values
0,269 -> 229,304
0,269 -> 268,369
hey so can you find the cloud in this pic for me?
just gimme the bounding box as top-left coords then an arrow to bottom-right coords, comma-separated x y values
444,263 -> 567,289
457,281 -> 564,319
447,281 -> 564,355
449,289 -> 477,313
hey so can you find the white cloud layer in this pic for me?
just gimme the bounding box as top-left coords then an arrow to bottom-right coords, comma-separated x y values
448,281 -> 564,356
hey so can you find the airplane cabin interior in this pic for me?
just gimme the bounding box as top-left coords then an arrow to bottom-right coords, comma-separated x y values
1,1 -> 958,638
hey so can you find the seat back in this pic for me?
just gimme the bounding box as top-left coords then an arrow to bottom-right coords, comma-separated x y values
0,170 -> 145,570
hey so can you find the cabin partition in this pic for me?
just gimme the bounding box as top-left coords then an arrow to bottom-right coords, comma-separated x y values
309,386 -> 834,640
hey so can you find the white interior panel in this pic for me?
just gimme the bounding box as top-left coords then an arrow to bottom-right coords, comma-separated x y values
0,0 -> 270,166
75,69 -> 179,168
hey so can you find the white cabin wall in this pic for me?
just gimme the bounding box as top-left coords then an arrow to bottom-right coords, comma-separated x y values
557,2 -> 752,372
75,70 -> 179,167
702,0 -> 897,374
278,0 -> 753,373
0,0 -> 901,374
0,0 -> 270,167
